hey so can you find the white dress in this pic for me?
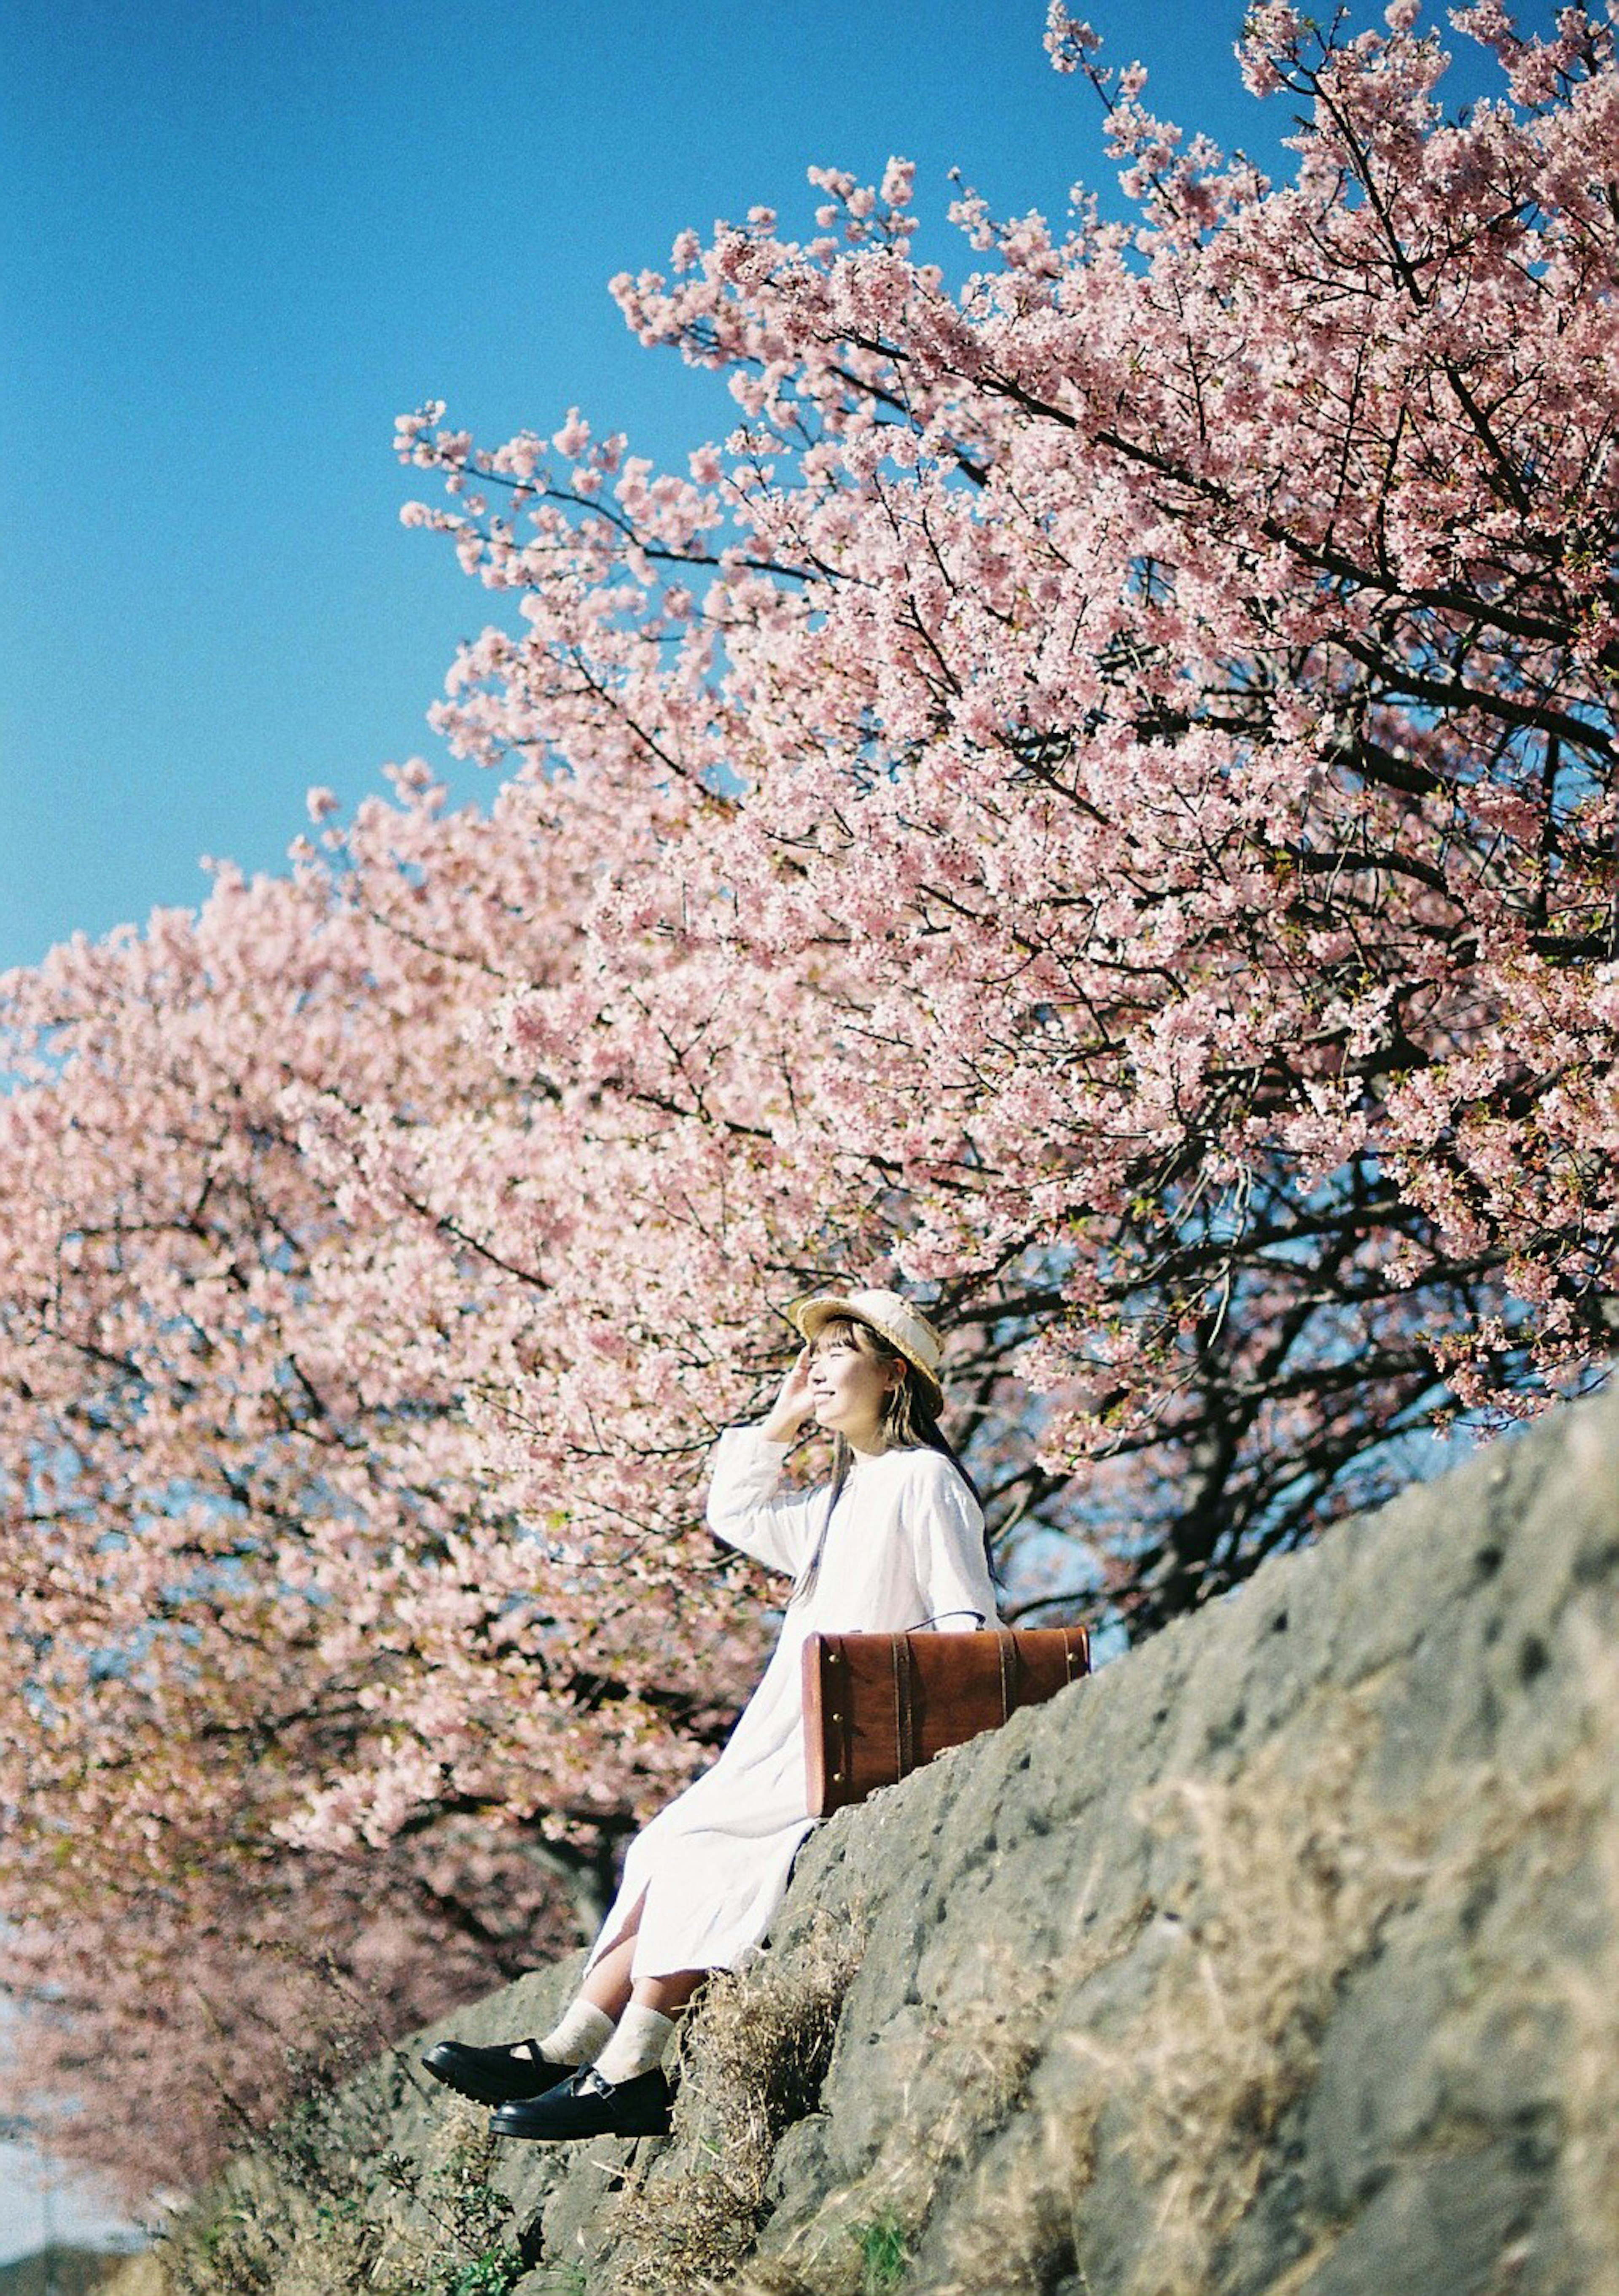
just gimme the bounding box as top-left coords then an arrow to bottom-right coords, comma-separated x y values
584,1425 -> 1000,1982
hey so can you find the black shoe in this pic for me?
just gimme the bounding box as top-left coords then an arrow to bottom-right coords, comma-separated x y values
421,2037 -> 576,2105
489,2065 -> 672,2142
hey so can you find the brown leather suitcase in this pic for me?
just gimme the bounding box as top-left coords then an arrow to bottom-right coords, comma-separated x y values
801,1626 -> 1091,1817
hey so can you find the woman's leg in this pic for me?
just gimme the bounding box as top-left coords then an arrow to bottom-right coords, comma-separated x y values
578,1927 -> 639,2020
630,1969 -> 705,2016
583,1956 -> 702,2085
565,1887 -> 707,2080
587,1965 -> 708,2086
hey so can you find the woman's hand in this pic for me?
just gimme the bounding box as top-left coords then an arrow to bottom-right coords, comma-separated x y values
761,1346 -> 817,1443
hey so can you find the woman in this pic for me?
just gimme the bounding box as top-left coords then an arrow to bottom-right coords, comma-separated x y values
422,1287 -> 997,2141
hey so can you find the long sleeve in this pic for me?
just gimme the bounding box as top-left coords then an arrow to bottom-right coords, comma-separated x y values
906,1454 -> 999,1630
704,1424 -> 826,1579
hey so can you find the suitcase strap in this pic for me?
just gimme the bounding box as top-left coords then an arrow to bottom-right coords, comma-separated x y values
890,1628 -> 1086,1771
890,1628 -> 1032,1767
891,1637 -> 914,1777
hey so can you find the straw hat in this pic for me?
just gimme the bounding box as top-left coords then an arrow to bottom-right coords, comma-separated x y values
783,1286 -> 946,1410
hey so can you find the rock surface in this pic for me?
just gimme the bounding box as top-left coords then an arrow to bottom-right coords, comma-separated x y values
151,1384 -> 1619,2296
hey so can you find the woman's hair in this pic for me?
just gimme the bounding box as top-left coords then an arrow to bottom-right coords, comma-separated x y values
812,1313 -> 985,1521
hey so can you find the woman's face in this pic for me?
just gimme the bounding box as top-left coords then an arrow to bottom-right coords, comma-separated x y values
807,1325 -> 901,1451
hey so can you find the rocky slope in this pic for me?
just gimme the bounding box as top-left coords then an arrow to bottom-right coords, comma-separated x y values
138,1382 -> 1619,2296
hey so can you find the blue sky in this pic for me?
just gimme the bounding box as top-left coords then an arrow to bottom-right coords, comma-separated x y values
0,0 -> 1555,978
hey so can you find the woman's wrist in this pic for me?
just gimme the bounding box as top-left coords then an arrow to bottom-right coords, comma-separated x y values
758,1406 -> 806,1445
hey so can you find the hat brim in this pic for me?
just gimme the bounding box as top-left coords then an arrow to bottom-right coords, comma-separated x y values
783,1292 -> 945,1410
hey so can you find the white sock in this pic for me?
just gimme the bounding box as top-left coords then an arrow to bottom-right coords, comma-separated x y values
591,2004 -> 677,2085
537,1998 -> 617,2067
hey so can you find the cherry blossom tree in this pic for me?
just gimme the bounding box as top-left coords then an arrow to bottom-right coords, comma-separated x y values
2,0 -> 1614,2192
0,789 -> 771,2190
392,0 -> 1616,1604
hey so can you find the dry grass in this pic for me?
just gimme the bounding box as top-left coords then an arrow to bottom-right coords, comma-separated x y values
724,1704 -> 1396,2296
1076,1695 -> 1426,2296
703,1702 -> 1398,2296
729,1948 -> 1070,2296
606,1909 -> 864,2296
99,2257 -> 170,2296
371,2092 -> 525,2296
156,2035 -> 522,2296
719,1637 -> 1619,2296
911,2108 -> 1097,2296
938,1642 -> 1619,2296
1549,1619 -> 1619,2296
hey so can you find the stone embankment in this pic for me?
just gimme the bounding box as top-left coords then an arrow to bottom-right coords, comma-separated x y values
134,1383 -> 1619,2296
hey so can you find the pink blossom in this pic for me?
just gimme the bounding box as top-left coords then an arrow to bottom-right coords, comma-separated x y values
1044,1 -> 1101,73
552,406 -> 591,458
881,156 -> 916,208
